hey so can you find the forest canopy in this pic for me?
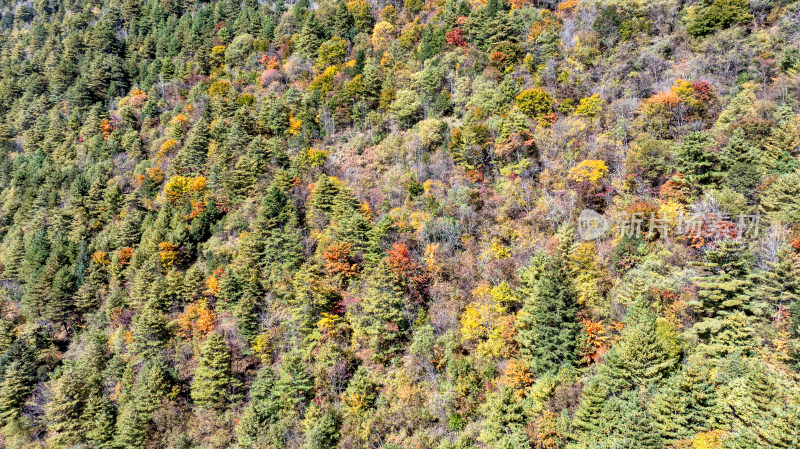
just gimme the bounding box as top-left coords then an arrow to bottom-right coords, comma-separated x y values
0,0 -> 799,447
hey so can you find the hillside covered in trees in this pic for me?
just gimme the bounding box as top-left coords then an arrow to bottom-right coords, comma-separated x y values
1,0 -> 800,447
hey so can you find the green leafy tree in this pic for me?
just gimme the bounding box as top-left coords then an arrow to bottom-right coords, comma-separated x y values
687,0 -> 753,37
515,88 -> 553,118
225,33 -> 254,67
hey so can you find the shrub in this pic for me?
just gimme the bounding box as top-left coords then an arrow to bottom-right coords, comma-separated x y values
687,0 -> 753,37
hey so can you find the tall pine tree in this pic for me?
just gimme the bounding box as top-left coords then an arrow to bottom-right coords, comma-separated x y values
690,239 -> 759,341
515,255 -> 581,376
190,332 -> 241,410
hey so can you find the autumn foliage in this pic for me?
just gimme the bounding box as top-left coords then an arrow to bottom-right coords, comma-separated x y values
178,300 -> 216,340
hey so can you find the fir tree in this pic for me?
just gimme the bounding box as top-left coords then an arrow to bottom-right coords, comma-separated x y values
572,379 -> 610,437
761,118 -> 800,175
707,312 -> 758,357
330,0 -> 354,39
755,247 -> 800,317
307,175 -> 342,228
225,155 -> 257,198
20,227 -> 50,284
744,361 -> 780,425
301,402 -> 341,449
613,392 -> 663,449
714,357 -> 780,432
273,351 -> 313,414
131,299 -> 171,358
478,386 -> 532,449
46,361 -> 97,447
761,172 -> 800,224
262,224 -> 304,282
599,300 -> 680,391
115,357 -> 171,448
1,228 -> 25,279
674,131 -> 721,188
649,377 -> 689,442
690,239 -> 758,340
234,271 -> 263,342
46,264 -> 77,327
720,128 -> 763,195
295,14 -> 323,59
190,332 -> 241,410
515,255 -> 581,376
650,356 -> 722,442
350,263 -> 408,361
236,366 -> 281,449
0,346 -> 37,426
256,185 -> 296,232
175,114 -> 211,175
84,393 -> 116,448
747,405 -> 800,448
128,256 -> 163,306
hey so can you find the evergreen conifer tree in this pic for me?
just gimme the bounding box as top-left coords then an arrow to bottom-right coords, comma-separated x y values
761,119 -> 800,175
236,366 -> 282,448
115,357 -> 171,448
674,131 -> 721,188
295,14 -> 323,59
650,356 -> 722,442
330,0 -> 354,39
599,300 -> 679,390
690,239 -> 758,340
351,263 -> 408,361
175,114 -> 211,175
756,248 -> 800,318
720,128 -> 763,195
0,346 -> 37,426
572,379 -> 609,437
515,255 -> 581,376
301,402 -> 341,449
84,393 -> 115,448
190,332 -> 241,409
234,271 -> 263,342
131,299 -> 170,357
478,386 -> 532,449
